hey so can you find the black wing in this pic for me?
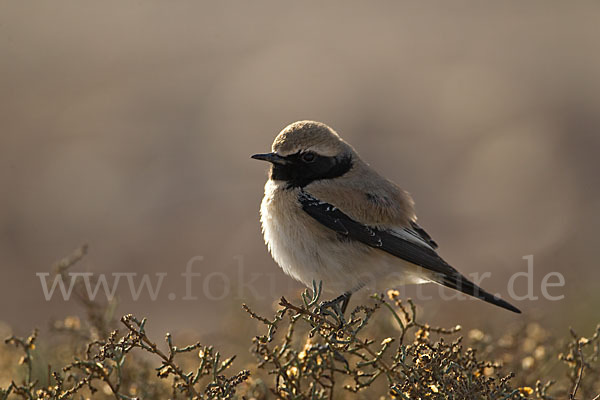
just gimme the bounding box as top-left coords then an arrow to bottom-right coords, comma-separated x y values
409,220 -> 438,249
298,191 -> 521,313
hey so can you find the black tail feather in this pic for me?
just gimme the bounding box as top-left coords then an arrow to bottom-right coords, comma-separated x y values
437,273 -> 521,314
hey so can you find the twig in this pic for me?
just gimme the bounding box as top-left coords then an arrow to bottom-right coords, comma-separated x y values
279,296 -> 394,375
120,315 -> 200,398
569,341 -> 584,400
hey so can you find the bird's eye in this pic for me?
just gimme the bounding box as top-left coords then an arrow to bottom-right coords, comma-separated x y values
301,152 -> 316,163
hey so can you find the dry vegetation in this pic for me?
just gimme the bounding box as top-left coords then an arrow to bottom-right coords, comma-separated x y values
1,249 -> 598,400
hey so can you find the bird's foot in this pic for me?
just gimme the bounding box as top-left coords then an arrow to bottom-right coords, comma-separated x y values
316,292 -> 351,328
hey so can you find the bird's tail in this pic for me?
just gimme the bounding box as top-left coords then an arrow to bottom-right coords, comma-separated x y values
434,272 -> 521,314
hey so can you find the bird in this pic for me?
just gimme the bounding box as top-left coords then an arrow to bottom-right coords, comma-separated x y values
252,120 -> 521,314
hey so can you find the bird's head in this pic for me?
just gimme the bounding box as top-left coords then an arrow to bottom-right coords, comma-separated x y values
252,121 -> 355,188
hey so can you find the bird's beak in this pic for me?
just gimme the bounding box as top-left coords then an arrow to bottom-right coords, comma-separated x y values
251,152 -> 288,165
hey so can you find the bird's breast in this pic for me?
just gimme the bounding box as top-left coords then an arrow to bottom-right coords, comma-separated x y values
260,181 -> 330,285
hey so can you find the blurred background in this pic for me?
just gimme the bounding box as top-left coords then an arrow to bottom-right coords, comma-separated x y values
1,1 -> 599,345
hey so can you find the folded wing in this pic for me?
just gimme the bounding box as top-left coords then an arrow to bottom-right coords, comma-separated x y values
298,190 -> 521,313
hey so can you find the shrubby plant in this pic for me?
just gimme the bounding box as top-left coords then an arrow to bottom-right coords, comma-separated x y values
1,248 -> 598,399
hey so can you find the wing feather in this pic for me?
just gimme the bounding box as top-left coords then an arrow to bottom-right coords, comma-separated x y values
298,190 -> 521,313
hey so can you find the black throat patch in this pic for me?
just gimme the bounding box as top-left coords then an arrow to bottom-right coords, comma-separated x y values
271,152 -> 353,189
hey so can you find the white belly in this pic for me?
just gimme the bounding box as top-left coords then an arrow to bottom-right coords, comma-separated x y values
259,181 -> 428,294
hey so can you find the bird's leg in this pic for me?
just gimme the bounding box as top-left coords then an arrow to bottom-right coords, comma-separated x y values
317,292 -> 352,328
340,292 -> 351,314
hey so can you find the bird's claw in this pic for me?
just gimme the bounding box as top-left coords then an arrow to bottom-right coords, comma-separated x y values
315,292 -> 351,329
